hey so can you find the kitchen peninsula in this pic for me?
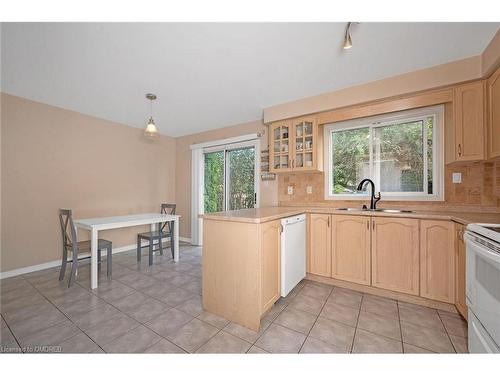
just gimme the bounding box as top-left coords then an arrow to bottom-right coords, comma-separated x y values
201,207 -> 500,331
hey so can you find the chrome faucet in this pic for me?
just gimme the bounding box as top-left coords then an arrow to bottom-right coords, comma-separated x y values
356,179 -> 381,210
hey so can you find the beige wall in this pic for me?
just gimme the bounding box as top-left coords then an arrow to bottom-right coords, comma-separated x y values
175,120 -> 278,238
1,93 -> 176,272
482,29 -> 500,76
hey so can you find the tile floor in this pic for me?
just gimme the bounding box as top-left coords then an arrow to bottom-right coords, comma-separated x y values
0,244 -> 468,354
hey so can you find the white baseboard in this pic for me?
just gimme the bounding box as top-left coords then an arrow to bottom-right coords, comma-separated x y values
0,237 -> 192,280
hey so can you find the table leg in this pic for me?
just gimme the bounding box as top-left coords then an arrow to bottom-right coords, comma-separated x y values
150,223 -> 156,257
174,218 -> 179,262
91,228 -> 98,289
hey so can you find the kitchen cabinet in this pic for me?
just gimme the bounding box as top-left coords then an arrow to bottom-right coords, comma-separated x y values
452,81 -> 486,162
420,220 -> 455,303
308,213 -> 331,277
331,215 -> 371,285
270,120 -> 292,171
260,220 -> 281,313
371,217 -> 420,295
269,116 -> 322,173
202,218 -> 281,331
488,66 -> 500,159
455,224 -> 468,320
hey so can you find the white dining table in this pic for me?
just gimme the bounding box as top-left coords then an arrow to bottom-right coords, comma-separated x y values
74,213 -> 180,289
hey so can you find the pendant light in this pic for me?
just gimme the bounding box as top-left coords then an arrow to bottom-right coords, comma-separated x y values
144,93 -> 159,139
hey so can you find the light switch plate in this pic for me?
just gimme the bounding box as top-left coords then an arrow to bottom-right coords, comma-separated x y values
307,186 -> 313,194
452,172 -> 462,184
287,186 -> 294,195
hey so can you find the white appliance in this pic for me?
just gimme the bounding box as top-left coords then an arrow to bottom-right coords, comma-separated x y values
280,214 -> 306,297
465,223 -> 500,353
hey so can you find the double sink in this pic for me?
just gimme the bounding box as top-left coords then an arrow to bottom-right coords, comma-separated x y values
336,207 -> 414,213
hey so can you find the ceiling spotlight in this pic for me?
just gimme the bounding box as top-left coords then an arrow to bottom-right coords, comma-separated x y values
343,22 -> 355,50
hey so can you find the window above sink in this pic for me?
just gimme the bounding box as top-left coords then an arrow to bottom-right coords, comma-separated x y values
323,105 -> 444,201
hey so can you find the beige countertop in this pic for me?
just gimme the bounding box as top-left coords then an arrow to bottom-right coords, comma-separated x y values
200,206 -> 500,225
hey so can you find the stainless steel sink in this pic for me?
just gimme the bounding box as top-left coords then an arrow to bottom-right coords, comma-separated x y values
336,208 -> 414,213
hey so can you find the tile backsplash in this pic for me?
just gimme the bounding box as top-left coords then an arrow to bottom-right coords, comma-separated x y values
278,161 -> 500,212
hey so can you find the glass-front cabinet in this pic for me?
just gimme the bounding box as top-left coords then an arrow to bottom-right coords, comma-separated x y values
269,116 -> 322,173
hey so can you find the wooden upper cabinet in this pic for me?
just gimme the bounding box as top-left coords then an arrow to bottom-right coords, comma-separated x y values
453,81 -> 486,161
331,215 -> 371,285
371,217 -> 420,295
269,116 -> 322,173
269,121 -> 292,172
455,224 -> 467,320
260,220 -> 281,313
488,67 -> 500,159
420,220 -> 455,303
308,213 -> 331,277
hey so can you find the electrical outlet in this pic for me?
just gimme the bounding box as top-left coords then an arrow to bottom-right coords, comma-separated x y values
287,186 -> 294,195
452,173 -> 462,184
307,186 -> 313,194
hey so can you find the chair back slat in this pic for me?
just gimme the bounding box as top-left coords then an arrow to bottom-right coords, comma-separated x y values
59,209 -> 78,251
160,203 -> 176,232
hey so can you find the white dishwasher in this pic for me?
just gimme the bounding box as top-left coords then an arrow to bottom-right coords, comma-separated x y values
280,214 -> 306,297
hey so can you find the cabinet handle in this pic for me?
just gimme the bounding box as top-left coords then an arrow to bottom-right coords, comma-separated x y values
458,144 -> 462,157
367,220 -> 369,230
327,216 -> 330,227
292,159 -> 295,169
372,221 -> 375,231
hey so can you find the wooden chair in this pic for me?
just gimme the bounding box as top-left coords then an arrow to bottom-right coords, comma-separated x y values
137,204 -> 176,265
59,209 -> 112,287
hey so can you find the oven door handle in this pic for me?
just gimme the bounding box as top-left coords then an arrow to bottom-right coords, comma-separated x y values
465,234 -> 500,265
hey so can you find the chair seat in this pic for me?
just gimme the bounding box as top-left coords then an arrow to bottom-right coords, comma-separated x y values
137,231 -> 172,240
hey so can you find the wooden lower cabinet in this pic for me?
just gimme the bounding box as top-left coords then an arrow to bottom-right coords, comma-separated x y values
420,220 -> 455,303
260,220 -> 281,313
202,218 -> 281,331
371,217 -> 420,295
455,224 -> 468,320
488,66 -> 500,158
331,215 -> 371,285
308,213 -> 332,277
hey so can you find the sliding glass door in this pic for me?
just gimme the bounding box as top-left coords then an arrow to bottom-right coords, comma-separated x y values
204,142 -> 257,213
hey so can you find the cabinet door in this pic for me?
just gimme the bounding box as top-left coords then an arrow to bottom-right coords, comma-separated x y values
269,121 -> 293,172
420,220 -> 455,303
308,214 -> 332,277
372,217 -> 419,295
260,220 -> 281,313
291,117 -> 321,172
488,67 -> 500,159
454,81 -> 486,161
455,224 -> 468,320
331,215 -> 371,285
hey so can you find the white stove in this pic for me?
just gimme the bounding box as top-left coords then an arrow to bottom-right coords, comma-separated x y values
465,223 -> 500,353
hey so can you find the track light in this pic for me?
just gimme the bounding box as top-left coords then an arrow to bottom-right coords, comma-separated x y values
343,22 -> 355,50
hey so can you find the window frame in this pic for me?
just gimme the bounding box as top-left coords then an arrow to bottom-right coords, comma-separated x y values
323,105 -> 444,201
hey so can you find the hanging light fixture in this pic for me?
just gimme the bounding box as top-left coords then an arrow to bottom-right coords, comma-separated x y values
343,22 -> 354,50
144,93 -> 159,139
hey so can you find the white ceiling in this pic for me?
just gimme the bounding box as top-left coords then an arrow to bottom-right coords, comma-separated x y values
1,22 -> 498,137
